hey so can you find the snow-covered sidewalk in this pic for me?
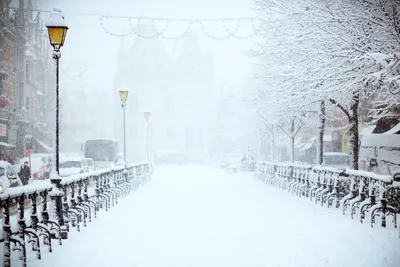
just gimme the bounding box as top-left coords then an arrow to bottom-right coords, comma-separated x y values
29,165 -> 399,267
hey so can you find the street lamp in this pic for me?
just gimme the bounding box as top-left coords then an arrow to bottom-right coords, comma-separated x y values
144,110 -> 151,122
45,8 -> 68,177
147,117 -> 153,160
45,8 -> 68,239
119,85 -> 129,163
143,110 -> 151,160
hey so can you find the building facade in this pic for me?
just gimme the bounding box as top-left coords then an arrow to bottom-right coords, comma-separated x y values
0,0 -> 54,161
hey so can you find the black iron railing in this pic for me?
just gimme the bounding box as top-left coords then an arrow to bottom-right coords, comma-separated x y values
255,161 -> 400,236
0,162 -> 152,267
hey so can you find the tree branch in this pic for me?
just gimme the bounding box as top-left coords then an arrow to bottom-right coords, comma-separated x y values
276,124 -> 291,138
329,98 -> 351,120
257,111 -> 275,133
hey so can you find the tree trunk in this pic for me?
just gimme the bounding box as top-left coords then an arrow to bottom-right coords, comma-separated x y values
348,91 -> 360,170
290,118 -> 295,163
317,100 -> 326,165
271,127 -> 275,162
290,136 -> 295,163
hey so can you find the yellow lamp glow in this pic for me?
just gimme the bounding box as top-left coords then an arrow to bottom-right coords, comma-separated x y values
119,90 -> 129,102
45,9 -> 68,49
144,110 -> 151,121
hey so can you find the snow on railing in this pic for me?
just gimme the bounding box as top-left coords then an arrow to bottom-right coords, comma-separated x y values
254,161 -> 400,234
0,162 -> 152,267
312,165 -> 345,174
0,182 -> 53,200
345,168 -> 393,183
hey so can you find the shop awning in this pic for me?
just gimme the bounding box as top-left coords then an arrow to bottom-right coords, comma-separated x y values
0,141 -> 16,148
383,122 -> 400,134
35,138 -> 52,152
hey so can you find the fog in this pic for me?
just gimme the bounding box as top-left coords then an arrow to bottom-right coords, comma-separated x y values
37,0 -> 257,162
2,2 -> 400,266
6,0 -> 396,168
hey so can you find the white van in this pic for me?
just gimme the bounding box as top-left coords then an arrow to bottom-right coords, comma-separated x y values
359,134 -> 400,175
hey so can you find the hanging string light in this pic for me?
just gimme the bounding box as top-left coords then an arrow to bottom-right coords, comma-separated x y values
100,17 -> 138,37
133,19 -> 168,39
5,6 -> 260,40
100,18 -> 259,40
151,21 -> 194,40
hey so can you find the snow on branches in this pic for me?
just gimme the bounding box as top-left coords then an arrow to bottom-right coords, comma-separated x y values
364,52 -> 400,94
252,0 -> 400,168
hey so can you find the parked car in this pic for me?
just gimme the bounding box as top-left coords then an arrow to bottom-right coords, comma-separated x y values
59,157 -> 88,177
0,160 -> 23,193
359,133 -> 400,175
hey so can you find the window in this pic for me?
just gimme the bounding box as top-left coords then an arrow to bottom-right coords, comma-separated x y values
26,61 -> 30,81
31,61 -> 35,82
19,84 -> 23,108
26,97 -> 30,111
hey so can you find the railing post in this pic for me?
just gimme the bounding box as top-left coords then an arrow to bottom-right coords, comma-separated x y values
0,164 -> 153,267
2,198 -> 11,267
18,195 -> 27,267
50,179 -> 68,239
123,167 -> 129,183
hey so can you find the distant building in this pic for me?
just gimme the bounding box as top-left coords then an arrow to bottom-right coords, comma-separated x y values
168,31 -> 216,156
113,25 -> 216,162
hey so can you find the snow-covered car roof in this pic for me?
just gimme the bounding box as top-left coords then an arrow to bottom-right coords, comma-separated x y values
0,160 -> 12,169
60,157 -> 83,163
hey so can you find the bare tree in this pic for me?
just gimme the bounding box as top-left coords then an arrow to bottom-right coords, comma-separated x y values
252,0 -> 400,169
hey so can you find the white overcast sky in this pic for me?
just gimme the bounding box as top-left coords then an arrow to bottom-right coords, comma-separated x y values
41,0 -> 256,93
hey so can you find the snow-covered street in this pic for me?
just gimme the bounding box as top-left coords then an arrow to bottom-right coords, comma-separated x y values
31,165 -> 400,267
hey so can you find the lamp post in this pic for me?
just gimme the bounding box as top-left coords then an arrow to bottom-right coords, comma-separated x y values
119,85 -> 129,163
144,110 -> 151,160
147,117 -> 152,160
45,8 -> 68,239
45,8 -> 68,177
